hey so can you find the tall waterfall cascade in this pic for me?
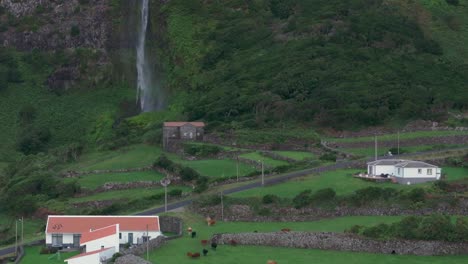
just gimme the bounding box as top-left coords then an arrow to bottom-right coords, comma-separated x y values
136,0 -> 157,112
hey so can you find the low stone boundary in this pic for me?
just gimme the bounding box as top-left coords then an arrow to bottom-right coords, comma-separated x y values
61,167 -> 153,178
212,232 -> 468,256
196,199 -> 468,222
260,151 -> 297,163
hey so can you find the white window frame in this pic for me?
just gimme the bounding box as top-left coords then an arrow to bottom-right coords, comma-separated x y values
418,169 -> 422,174
427,169 -> 432,175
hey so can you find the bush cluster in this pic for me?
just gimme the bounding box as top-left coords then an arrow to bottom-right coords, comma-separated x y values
350,215 -> 468,242
184,143 -> 221,157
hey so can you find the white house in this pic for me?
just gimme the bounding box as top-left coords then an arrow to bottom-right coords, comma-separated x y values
65,225 -> 120,264
46,215 -> 161,249
367,159 -> 441,184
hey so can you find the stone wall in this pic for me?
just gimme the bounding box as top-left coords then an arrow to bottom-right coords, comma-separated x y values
196,199 -> 468,222
121,236 -> 166,256
212,232 -> 468,256
159,216 -> 183,237
115,254 -> 151,264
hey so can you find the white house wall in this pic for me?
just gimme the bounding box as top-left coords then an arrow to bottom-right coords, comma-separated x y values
83,234 -> 119,252
99,248 -> 116,263
66,253 -> 99,264
45,233 -> 75,246
368,165 -> 395,176
119,231 -> 161,244
401,168 -> 440,178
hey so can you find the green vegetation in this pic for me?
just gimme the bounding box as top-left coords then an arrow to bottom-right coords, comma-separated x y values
273,151 -> 314,160
342,144 -> 463,157
65,171 -> 164,190
180,159 -> 256,179
240,152 -> 289,168
64,144 -> 163,171
149,212 -> 464,264
326,130 -> 468,143
0,214 -> 44,247
232,167 -> 468,198
70,186 -> 188,203
353,215 -> 468,242
21,246 -> 79,264
159,0 -> 468,130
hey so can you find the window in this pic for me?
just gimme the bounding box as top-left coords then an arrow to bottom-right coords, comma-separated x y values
397,168 -> 401,174
427,169 -> 432,175
418,169 -> 422,174
52,234 -> 63,246
119,233 -> 122,239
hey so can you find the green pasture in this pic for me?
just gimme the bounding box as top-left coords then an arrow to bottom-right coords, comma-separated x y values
273,151 -> 314,161
20,246 -> 79,264
149,212 -> 466,264
240,152 -> 290,168
325,130 -> 468,143
64,144 -> 164,171
179,159 -> 256,179
232,167 -> 468,198
65,171 -> 164,190
342,144 -> 464,157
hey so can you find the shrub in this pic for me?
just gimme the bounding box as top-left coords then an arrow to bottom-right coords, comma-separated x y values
362,223 -> 390,239
418,214 -> 454,241
184,143 -> 221,157
257,207 -> 271,216
70,25 -> 80,36
345,225 -> 363,234
405,188 -> 426,203
446,0 -> 459,6
168,189 -> 183,197
153,155 -> 174,171
319,152 -> 337,162
180,167 -> 200,181
433,180 -> 449,192
393,216 -> 422,239
262,194 -> 279,204
292,190 -> 312,208
311,188 -> 336,202
142,129 -> 162,145
110,252 -> 122,262
194,176 -> 209,193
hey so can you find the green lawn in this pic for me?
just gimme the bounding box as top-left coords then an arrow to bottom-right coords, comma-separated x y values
20,246 -> 79,264
179,159 -> 257,179
326,130 -> 468,143
273,151 -> 315,161
70,186 -> 190,203
231,167 -> 468,198
149,212 -> 466,264
240,152 -> 290,168
342,144 -> 464,157
64,144 -> 164,171
65,171 -> 165,190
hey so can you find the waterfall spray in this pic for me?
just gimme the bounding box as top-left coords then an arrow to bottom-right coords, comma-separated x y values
136,0 -> 152,112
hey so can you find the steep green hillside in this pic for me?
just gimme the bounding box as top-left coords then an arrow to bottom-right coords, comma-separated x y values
156,0 -> 468,129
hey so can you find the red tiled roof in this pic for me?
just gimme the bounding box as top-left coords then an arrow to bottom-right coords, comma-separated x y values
47,216 -> 159,234
80,224 -> 118,244
164,122 -> 205,127
65,247 -> 113,261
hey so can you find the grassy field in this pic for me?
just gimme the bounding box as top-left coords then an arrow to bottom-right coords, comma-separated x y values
69,186 -> 190,203
64,171 -> 165,190
240,152 -> 290,168
273,151 -> 314,161
342,144 -> 464,157
20,246 -> 79,264
179,159 -> 257,179
149,212 -> 466,264
232,167 -> 468,198
64,144 -> 164,171
0,214 -> 44,248
326,130 -> 468,143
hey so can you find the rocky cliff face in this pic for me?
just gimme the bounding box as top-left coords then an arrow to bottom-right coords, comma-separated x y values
0,0 -> 110,51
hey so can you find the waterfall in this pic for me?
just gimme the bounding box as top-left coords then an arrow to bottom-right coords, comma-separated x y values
136,0 -> 154,112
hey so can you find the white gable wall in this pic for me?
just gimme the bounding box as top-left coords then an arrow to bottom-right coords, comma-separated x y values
368,165 -> 395,176
65,253 -> 99,264
399,167 -> 441,179
83,234 -> 119,253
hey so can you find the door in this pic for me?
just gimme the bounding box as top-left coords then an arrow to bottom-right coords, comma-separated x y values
128,233 -> 133,244
73,234 -> 81,248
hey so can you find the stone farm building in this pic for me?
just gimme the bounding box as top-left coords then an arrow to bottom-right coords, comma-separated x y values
367,159 -> 441,184
163,122 -> 205,149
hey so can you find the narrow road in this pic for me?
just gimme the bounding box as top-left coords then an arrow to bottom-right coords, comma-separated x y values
2,146 -> 467,258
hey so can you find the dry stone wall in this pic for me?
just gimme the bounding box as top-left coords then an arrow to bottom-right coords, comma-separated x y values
212,232 -> 468,256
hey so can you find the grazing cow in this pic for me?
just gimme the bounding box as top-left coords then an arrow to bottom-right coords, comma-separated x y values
187,252 -> 193,257
191,253 -> 201,258
201,240 -> 208,246
203,249 -> 209,256
211,242 -> 218,250
230,239 -> 237,246
267,260 -> 278,264
191,231 -> 197,238
281,228 -> 291,232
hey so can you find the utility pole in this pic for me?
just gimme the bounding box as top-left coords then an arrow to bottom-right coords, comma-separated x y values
397,131 -> 400,155
15,220 -> 17,256
20,217 -> 23,247
236,156 -> 239,182
146,224 -> 149,261
261,160 -> 265,186
220,191 -> 224,221
160,178 -> 171,213
374,135 -> 378,161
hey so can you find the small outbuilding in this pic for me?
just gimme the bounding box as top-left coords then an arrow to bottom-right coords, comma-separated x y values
163,122 -> 205,150
367,159 -> 441,184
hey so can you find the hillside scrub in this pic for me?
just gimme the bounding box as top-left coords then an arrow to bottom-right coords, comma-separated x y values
158,0 -> 468,130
